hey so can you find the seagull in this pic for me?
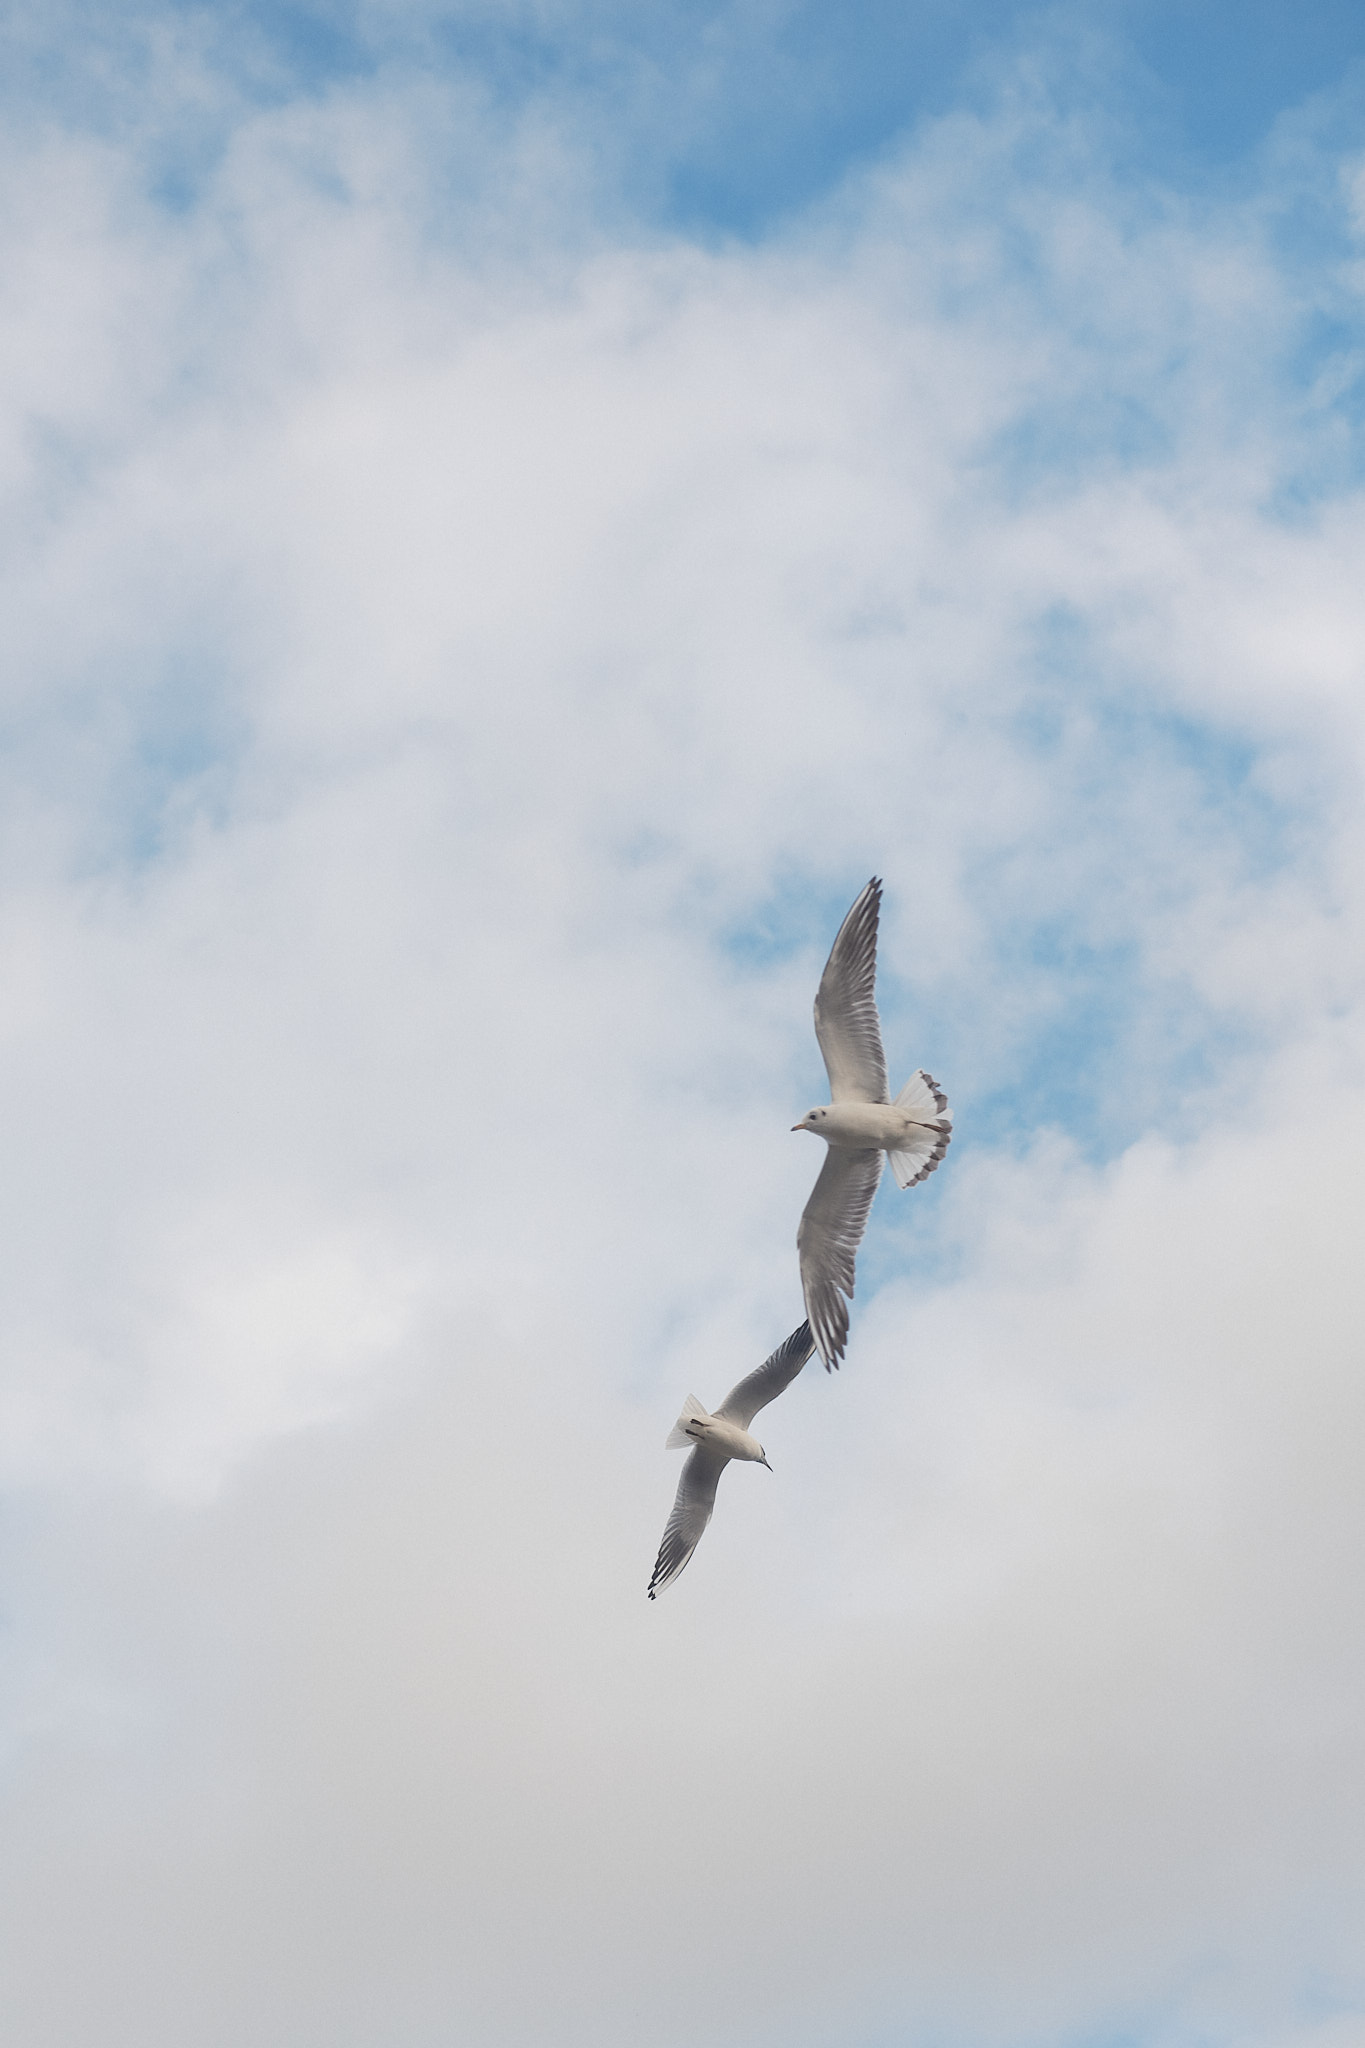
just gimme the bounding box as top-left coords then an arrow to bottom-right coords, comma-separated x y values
647,1322 -> 815,1599
793,877 -> 950,1370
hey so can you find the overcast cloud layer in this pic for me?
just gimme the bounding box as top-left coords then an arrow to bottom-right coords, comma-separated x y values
3,9 -> 1365,2047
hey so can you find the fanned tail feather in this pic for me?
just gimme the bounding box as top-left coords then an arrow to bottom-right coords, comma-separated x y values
665,1393 -> 711,1449
890,1069 -> 952,1189
894,1068 -> 951,1122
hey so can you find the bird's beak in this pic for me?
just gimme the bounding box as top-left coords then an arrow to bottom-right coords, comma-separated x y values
761,1456 -> 773,1470
790,1123 -> 803,1132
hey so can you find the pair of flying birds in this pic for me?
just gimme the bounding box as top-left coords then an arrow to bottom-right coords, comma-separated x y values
647,877 -> 952,1598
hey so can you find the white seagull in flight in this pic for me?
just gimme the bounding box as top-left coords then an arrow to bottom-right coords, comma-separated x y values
793,877 -> 951,1369
647,1323 -> 815,1599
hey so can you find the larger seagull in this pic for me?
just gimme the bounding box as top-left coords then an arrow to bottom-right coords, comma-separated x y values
793,877 -> 951,1369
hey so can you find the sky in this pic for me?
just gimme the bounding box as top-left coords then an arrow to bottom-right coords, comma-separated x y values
4,2 -> 1365,2044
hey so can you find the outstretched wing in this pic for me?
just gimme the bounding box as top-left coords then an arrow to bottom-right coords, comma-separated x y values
714,1322 -> 815,1431
814,877 -> 888,1104
797,1147 -> 883,1370
647,1448 -> 727,1599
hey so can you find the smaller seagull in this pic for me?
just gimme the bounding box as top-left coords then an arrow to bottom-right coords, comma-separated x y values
647,1322 -> 815,1599
793,876 -> 951,1371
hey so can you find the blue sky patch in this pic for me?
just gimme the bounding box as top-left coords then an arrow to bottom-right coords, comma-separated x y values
10,1 -> 1365,238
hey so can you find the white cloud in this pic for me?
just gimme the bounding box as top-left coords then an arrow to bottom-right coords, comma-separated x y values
1,29 -> 1365,2048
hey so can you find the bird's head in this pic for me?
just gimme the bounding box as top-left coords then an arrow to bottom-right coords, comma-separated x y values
792,1107 -> 829,1133
758,1447 -> 772,1470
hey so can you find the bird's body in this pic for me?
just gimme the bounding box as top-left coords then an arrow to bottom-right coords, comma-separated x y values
647,1322 -> 814,1599
797,1100 -> 932,1149
675,1408 -> 769,1464
793,878 -> 951,1369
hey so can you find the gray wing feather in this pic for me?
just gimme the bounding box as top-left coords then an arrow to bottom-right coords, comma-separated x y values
647,1448 -> 727,1599
814,877 -> 888,1104
798,1147 -> 883,1369
714,1322 -> 815,1430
